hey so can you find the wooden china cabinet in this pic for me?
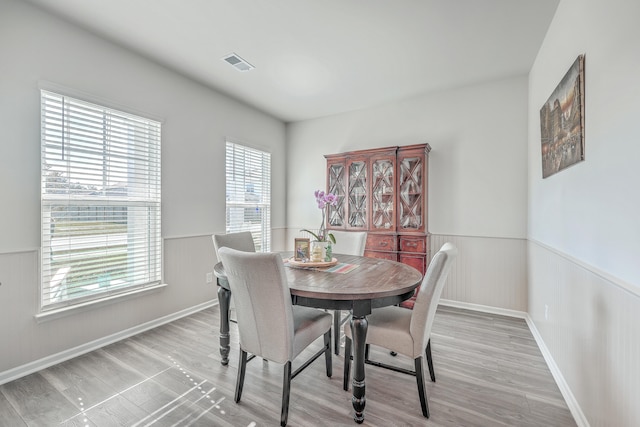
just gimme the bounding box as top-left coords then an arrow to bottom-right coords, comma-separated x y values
325,144 -> 431,286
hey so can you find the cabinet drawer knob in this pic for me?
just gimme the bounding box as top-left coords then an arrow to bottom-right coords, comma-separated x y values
379,241 -> 388,247
406,242 -> 418,248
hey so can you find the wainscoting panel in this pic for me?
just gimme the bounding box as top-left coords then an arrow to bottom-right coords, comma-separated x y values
0,250 -> 40,373
528,240 -> 640,427
0,236 -> 218,384
282,230 -> 528,312
432,234 -> 528,312
163,235 -> 218,304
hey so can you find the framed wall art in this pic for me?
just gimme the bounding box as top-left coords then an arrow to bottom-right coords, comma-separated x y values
540,54 -> 585,178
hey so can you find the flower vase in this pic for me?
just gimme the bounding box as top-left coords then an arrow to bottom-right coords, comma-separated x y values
310,241 -> 329,263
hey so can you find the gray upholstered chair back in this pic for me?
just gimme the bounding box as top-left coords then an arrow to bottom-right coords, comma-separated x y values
409,242 -> 457,358
217,247 -> 295,364
330,231 -> 367,256
213,231 -> 255,260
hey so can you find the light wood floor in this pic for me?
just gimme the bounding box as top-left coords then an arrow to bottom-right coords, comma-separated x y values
0,306 -> 576,426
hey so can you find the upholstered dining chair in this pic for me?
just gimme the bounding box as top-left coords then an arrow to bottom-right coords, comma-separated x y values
212,231 -> 256,259
217,247 -> 333,427
328,230 -> 367,354
330,230 -> 367,258
342,242 -> 457,418
212,231 -> 256,323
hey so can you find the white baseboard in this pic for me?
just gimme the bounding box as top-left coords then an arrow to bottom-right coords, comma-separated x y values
439,298 -> 528,319
0,300 -> 218,386
524,315 -> 590,427
439,298 -> 589,427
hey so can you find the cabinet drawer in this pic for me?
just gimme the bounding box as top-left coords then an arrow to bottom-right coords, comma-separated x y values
399,253 -> 426,275
364,250 -> 397,262
399,236 -> 426,253
366,234 -> 397,251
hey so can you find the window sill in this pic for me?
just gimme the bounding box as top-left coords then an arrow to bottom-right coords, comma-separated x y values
34,283 -> 167,323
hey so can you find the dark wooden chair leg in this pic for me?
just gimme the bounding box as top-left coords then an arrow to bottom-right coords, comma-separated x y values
324,330 -> 333,377
414,357 -> 430,418
235,350 -> 247,402
281,361 -> 292,426
333,310 -> 341,355
343,336 -> 352,391
426,339 -> 436,382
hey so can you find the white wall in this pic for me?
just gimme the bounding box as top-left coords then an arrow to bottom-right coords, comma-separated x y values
528,0 -> 640,425
528,1 -> 640,286
287,75 -> 530,310
0,0 -> 285,379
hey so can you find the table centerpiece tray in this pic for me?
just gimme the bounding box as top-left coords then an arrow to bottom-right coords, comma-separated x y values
287,257 -> 338,268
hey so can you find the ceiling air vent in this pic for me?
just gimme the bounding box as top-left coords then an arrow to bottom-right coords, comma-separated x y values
222,53 -> 255,72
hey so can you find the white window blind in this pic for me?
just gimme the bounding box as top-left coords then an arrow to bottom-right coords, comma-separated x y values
225,142 -> 271,252
41,90 -> 162,310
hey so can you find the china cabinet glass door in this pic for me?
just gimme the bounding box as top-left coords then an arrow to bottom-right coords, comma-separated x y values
327,162 -> 345,227
347,160 -> 367,228
398,155 -> 424,230
371,157 -> 395,230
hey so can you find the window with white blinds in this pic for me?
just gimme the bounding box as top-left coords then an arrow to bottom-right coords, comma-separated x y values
40,90 -> 162,310
225,142 -> 271,252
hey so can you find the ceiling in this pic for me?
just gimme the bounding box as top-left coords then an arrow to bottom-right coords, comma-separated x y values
25,0 -> 559,123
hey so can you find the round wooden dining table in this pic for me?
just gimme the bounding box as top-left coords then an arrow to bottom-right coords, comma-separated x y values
214,252 -> 422,424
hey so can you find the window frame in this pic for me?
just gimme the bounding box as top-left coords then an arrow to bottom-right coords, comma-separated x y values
40,89 -> 162,312
225,141 -> 271,252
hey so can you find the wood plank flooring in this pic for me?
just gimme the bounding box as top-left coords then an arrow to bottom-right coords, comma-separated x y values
0,306 -> 577,426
